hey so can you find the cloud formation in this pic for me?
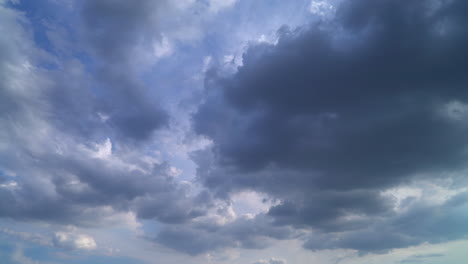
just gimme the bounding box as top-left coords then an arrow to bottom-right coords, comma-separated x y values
2,0 -> 468,263
0,0 -> 204,228
193,0 -> 468,252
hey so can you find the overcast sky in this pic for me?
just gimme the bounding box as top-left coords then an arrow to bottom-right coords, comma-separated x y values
1,0 -> 468,263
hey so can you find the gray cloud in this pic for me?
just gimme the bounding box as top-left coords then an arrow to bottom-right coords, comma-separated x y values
303,191 -> 468,253
0,1 -> 204,228
0,146 -> 205,226
20,0 -> 171,143
77,0 -> 168,141
4,0 -> 468,259
80,0 -> 163,64
155,214 -> 299,255
267,189 -> 394,231
193,0 -> 468,252
253,258 -> 287,264
400,253 -> 445,263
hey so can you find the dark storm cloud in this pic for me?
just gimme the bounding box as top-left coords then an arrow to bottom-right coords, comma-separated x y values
196,0 -> 468,188
193,0 -> 468,252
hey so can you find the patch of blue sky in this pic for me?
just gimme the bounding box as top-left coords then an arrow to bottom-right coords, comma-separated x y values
9,0 -> 59,54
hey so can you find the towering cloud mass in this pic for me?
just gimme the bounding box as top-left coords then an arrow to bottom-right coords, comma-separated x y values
194,0 -> 468,252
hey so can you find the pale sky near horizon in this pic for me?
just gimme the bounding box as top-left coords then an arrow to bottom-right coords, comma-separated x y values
1,0 -> 468,263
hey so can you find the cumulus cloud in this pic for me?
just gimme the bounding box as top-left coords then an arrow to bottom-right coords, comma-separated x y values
193,0 -> 468,253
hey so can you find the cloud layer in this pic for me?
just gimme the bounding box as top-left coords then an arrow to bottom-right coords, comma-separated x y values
2,0 -> 468,263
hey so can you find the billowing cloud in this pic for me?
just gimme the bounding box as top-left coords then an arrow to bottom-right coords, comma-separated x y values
193,0 -> 468,252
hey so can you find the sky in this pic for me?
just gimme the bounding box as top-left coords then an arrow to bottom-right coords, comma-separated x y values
1,0 -> 468,263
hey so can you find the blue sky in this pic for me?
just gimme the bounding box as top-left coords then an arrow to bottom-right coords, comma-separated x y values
1,0 -> 468,263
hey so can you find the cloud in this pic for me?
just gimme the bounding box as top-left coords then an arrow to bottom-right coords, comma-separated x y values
208,0 -> 238,13
3,0 -> 468,260
80,0 -> 163,63
155,214 -> 298,255
0,1 -> 206,228
11,246 -> 56,264
53,231 -> 97,250
400,253 -> 445,263
309,0 -> 335,17
253,258 -> 287,264
303,188 -> 468,253
78,0 -> 168,140
193,0 -> 468,253
1,227 -> 98,252
0,228 -> 52,247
